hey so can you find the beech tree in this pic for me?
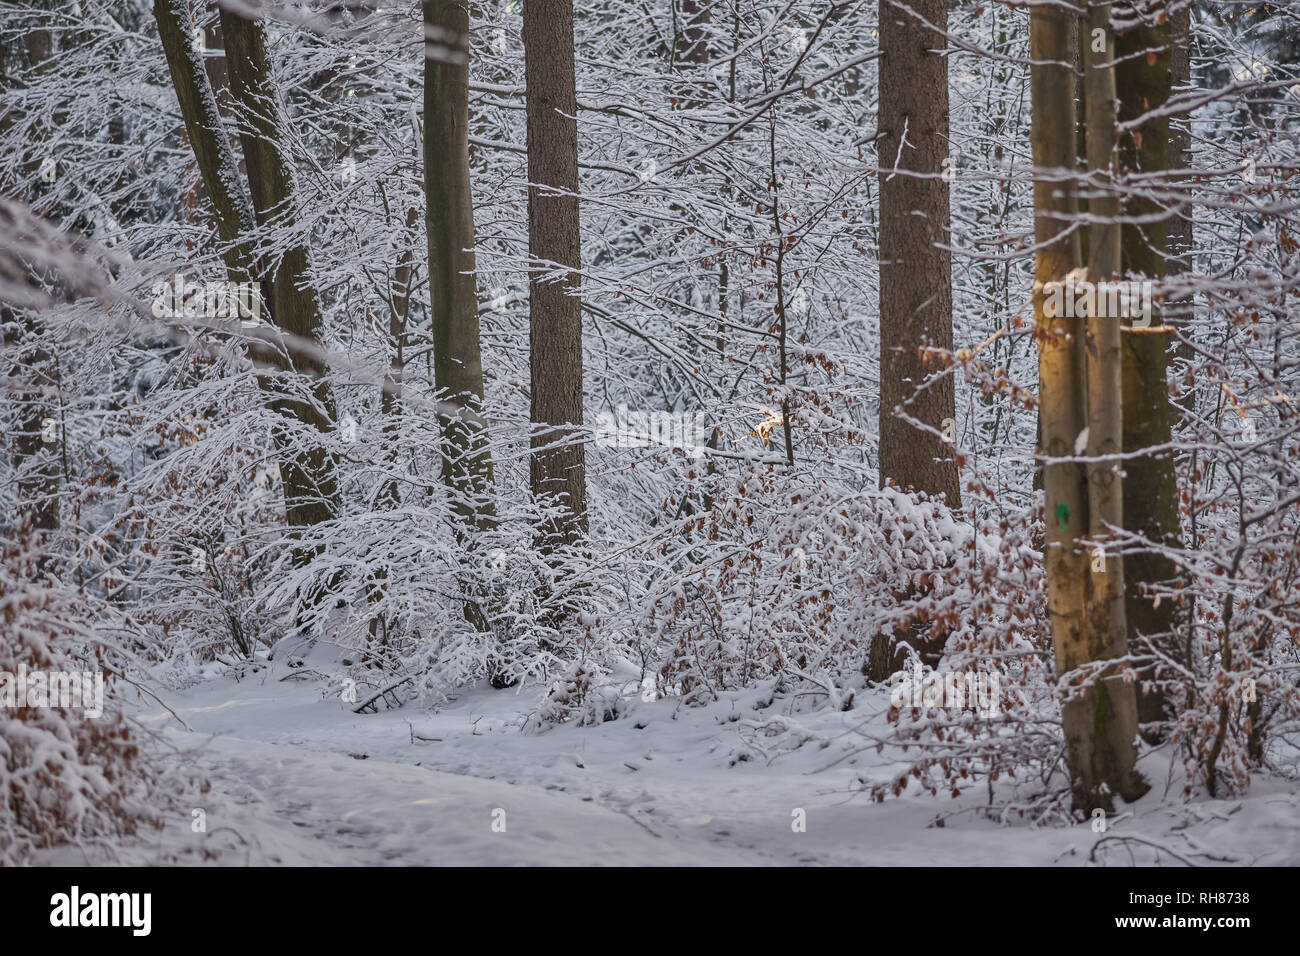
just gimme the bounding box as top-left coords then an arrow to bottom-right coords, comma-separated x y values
219,7 -> 341,544
425,0 -> 495,536
1033,0 -> 1147,812
1114,0 -> 1182,734
155,0 -> 340,569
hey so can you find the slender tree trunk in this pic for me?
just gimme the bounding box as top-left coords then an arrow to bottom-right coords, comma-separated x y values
1164,0 -> 1195,450
1083,0 -> 1125,647
153,0 -> 254,278
1047,0 -> 1147,812
1115,0 -> 1182,735
1032,0 -> 1089,767
378,203 -> 419,513
366,204 -> 419,652
1166,0 -> 1193,374
2,307 -> 60,539
219,8 -> 341,552
159,0 -> 340,572
523,0 -> 587,550
868,0 -> 959,680
425,0 -> 496,536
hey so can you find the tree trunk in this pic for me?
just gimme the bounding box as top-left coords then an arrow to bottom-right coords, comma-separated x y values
219,8 -> 341,553
425,0 -> 495,536
159,0 -> 341,581
869,0 -> 959,680
378,204 -> 419,512
675,0 -> 711,66
2,308 -> 60,539
1032,1 -> 1090,796
877,0 -> 960,507
1115,0 -> 1182,736
1166,0 -> 1193,415
1045,0 -> 1149,816
523,0 -> 588,550
153,0 -> 255,278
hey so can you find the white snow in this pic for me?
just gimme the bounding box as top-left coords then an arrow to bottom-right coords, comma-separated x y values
38,652 -> 1300,867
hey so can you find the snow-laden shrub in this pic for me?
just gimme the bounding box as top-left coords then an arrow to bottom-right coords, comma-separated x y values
312,488 -> 614,711
0,527 -> 156,863
625,472 -> 1074,813
638,472 -> 1049,703
533,659 -> 630,727
105,374 -> 284,667
1152,369 -> 1300,799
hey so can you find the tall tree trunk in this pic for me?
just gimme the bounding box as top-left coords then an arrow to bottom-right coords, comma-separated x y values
868,0 -> 959,680
1115,0 -> 1182,736
1044,0 -> 1146,812
523,0 -> 587,550
219,8 -> 341,555
158,0 -> 340,577
877,0 -> 959,507
1164,0 -> 1190,321
1166,0 -> 1193,390
1032,2 -> 1090,798
425,0 -> 495,536
366,203 -> 419,652
1032,0 -> 1147,813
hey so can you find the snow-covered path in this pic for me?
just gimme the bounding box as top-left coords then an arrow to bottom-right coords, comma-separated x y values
119,674 -> 841,866
135,733 -> 763,865
59,661 -> 1300,867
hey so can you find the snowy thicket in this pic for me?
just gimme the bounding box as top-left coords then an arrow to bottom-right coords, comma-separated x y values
0,526 -> 155,863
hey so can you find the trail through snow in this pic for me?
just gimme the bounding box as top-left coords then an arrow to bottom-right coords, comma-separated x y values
48,654 -> 1300,867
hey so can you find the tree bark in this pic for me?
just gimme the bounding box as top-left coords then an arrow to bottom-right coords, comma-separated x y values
868,0 -> 959,681
1166,0 -> 1193,347
876,0 -> 960,508
1050,0 -> 1154,816
219,8 -> 341,550
1115,0 -> 1182,735
425,0 -> 496,536
153,0 -> 254,279
523,0 -> 588,550
675,0 -> 711,66
1032,0 -> 1089,758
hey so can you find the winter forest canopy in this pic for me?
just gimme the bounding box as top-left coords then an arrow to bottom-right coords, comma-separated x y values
1,0 -> 1299,867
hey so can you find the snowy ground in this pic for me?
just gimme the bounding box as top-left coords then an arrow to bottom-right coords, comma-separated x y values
47,647 -> 1300,867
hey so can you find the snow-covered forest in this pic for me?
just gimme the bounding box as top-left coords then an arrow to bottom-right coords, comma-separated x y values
1,0 -> 1298,868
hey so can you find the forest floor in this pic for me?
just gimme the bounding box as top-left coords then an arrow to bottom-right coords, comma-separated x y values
42,643 -> 1300,866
